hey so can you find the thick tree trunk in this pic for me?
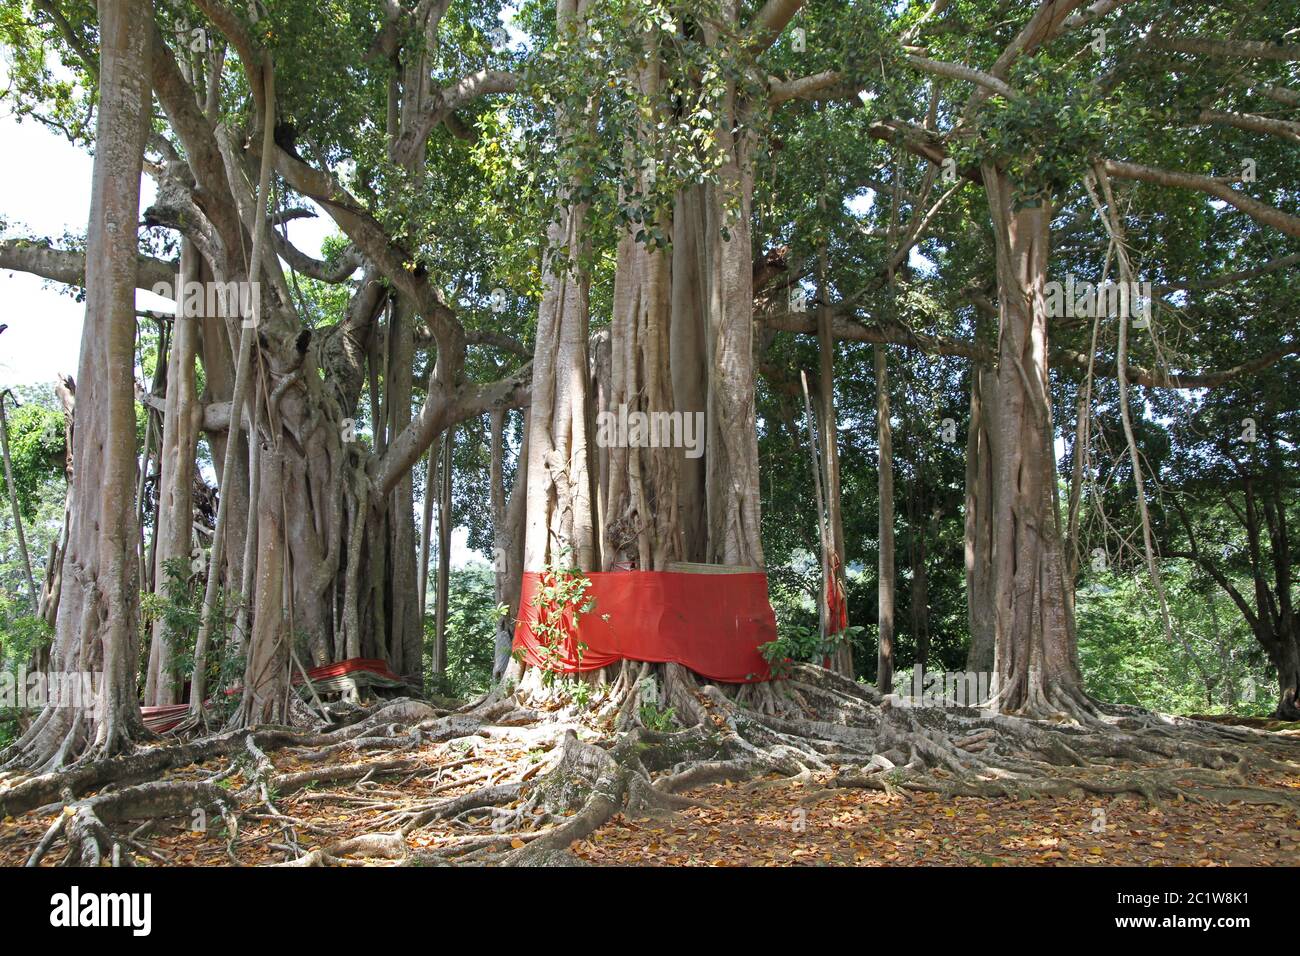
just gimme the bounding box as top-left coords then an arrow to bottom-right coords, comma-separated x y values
599,51 -> 685,571
490,410 -> 527,619
983,168 -> 1088,718
524,222 -> 596,570
1271,633 -> 1300,720
670,187 -> 709,563
604,202 -> 681,569
280,359 -> 348,672
1,0 -> 152,770
146,241 -> 201,707
386,297 -> 422,685
700,59 -> 763,568
817,243 -> 852,677
588,2 -> 765,574
964,363 -> 996,674
517,0 -> 767,704
433,427 -> 453,676
523,0 -> 597,574
237,439 -> 288,726
875,344 -> 895,694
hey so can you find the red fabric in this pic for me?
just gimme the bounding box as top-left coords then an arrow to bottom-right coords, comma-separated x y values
827,552 -> 849,634
513,570 -> 776,683
140,704 -> 190,733
301,658 -> 400,683
140,658 -> 405,731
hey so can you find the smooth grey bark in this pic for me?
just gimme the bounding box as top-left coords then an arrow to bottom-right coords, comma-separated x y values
816,239 -> 852,677
145,240 -> 201,707
875,344 -> 895,694
189,58 -> 277,721
433,426 -> 453,676
1,0 -> 153,770
523,0 -> 598,574
964,362 -> 996,674
982,168 -> 1088,718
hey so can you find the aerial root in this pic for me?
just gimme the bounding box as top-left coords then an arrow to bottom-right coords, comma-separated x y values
278,832 -> 408,867
24,780 -> 236,867
470,674 -> 1300,865
9,700 -> 500,867
832,760 -> 1300,811
561,678 -> 1300,847
388,782 -> 524,834
8,677 -> 1300,867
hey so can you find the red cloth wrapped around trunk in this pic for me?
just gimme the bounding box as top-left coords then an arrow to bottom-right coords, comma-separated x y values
512,570 -> 776,683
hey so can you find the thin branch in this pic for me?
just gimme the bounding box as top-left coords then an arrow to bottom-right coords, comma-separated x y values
1258,84 -> 1300,106
1150,34 -> 1300,61
1053,345 -> 1300,389
0,239 -> 174,290
769,71 -> 843,105
903,54 -> 1017,99
1101,159 -> 1300,239
1153,252 -> 1300,295
1196,108 -> 1300,144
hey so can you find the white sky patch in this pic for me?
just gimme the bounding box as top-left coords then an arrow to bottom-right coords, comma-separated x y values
844,188 -> 875,217
497,5 -> 530,52
0,106 -> 105,385
279,199 -> 339,262
908,246 -> 936,275
0,98 -> 482,565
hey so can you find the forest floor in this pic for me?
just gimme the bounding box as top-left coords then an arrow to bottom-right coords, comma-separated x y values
2,711 -> 1297,867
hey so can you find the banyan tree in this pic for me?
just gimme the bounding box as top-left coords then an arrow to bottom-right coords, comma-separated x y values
2,0 -> 1299,870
